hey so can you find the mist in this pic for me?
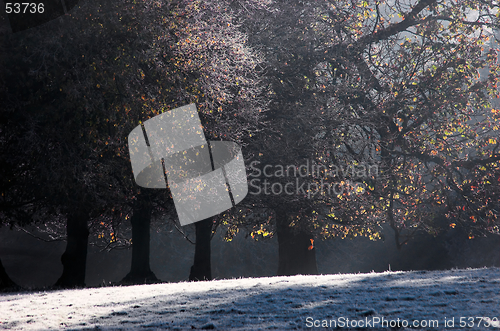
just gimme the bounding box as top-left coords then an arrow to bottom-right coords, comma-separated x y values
1,224 -> 498,289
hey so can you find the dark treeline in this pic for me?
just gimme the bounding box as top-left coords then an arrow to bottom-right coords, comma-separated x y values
1,0 -> 499,290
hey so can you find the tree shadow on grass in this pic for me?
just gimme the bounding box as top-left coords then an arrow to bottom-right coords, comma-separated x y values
3,267 -> 498,330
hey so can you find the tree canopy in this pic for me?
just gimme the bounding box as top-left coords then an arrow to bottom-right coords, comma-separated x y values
1,0 -> 499,282
221,0 -> 500,249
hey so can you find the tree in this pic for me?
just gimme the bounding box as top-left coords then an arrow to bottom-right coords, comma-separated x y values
189,219 -> 213,281
120,192 -> 157,284
0,258 -> 17,290
224,0 -> 342,276
306,0 -> 500,247
224,0 -> 500,275
138,0 -> 270,281
1,0 -> 268,285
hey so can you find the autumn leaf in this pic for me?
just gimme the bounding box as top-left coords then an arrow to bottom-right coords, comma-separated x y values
308,239 -> 314,250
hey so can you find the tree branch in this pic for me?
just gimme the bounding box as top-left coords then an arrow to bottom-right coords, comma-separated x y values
357,0 -> 438,46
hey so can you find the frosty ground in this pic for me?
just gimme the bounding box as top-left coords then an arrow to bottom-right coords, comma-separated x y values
0,268 -> 499,330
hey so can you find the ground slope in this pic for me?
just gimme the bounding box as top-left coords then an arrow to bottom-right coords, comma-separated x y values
1,268 -> 499,330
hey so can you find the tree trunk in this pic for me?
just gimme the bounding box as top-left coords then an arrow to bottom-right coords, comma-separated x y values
55,206 -> 89,288
121,200 -> 158,284
189,218 -> 212,281
0,258 -> 17,290
276,210 -> 318,276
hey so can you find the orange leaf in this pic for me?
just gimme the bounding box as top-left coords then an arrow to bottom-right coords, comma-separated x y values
308,239 -> 314,250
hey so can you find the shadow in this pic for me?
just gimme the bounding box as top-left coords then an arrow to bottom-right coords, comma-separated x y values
1,267 -> 498,330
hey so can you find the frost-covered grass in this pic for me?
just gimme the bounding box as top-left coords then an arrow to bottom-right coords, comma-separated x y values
1,267 -> 499,330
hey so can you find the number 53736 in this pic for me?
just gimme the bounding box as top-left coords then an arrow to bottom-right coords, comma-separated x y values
5,3 -> 45,14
